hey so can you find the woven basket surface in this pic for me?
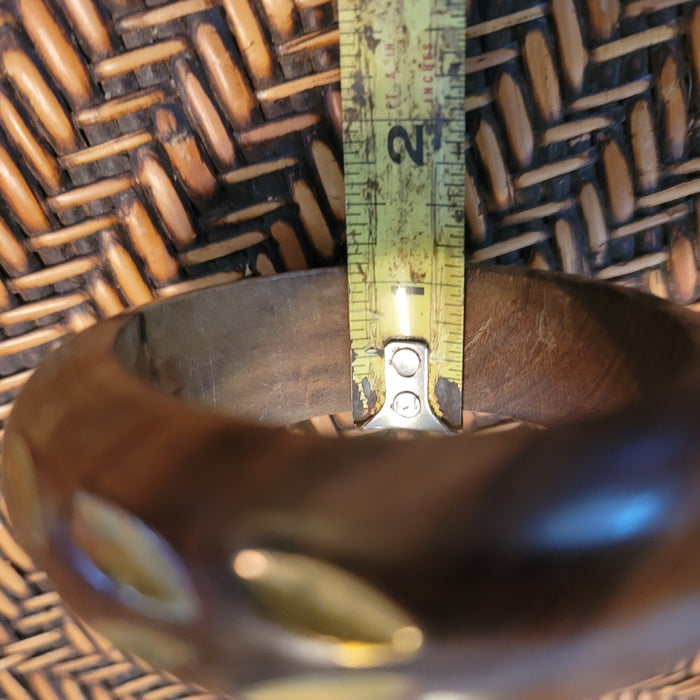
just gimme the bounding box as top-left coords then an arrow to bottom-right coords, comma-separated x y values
0,0 -> 695,697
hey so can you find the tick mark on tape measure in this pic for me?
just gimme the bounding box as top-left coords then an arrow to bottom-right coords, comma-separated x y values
392,285 -> 424,296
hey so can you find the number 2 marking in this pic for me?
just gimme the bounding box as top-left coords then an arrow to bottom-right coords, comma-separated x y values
388,125 -> 424,166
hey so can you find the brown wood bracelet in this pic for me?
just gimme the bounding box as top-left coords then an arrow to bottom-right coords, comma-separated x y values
4,265 -> 700,700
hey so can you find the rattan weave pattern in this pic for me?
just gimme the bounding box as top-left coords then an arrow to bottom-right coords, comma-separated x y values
466,0 -> 700,307
0,0 -> 694,697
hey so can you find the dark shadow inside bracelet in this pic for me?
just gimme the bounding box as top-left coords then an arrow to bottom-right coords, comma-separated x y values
114,266 -> 698,427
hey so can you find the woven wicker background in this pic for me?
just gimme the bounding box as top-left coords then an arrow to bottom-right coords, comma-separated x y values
0,0 -> 695,697
466,0 -> 700,310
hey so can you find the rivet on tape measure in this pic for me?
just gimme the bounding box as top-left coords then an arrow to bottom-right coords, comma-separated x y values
339,0 -> 466,431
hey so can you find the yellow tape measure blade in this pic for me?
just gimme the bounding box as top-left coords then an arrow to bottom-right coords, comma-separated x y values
340,0 -> 466,429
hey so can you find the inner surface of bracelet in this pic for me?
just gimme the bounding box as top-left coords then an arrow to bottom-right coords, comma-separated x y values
115,266 -> 696,427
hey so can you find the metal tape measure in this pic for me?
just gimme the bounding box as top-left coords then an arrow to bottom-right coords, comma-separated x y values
339,0 -> 466,431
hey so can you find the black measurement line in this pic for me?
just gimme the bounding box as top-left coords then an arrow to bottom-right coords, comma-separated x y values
391,285 -> 425,296
345,117 -> 441,123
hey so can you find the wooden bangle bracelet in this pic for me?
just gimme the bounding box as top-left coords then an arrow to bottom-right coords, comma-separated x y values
4,265 -> 700,700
